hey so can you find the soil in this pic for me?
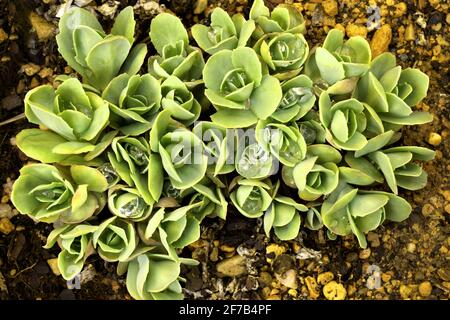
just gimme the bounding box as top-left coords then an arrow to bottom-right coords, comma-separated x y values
0,0 -> 448,300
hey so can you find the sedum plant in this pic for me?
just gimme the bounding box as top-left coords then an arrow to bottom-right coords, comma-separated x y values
57,6 -> 146,92
10,3 -> 434,300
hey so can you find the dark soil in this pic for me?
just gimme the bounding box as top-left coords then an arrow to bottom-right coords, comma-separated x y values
0,0 -> 448,300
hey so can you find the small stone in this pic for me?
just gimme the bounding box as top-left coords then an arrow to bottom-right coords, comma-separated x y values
359,248 -> 371,259
346,24 -> 367,38
399,284 -> 414,299
216,255 -> 246,277
317,272 -> 334,285
29,12 -> 56,41
258,271 -> 272,287
381,273 -> 392,282
194,0 -> 208,15
406,242 -> 416,253
322,0 -> 338,16
30,77 -> 40,89
209,247 -> 219,262
346,252 -> 358,262
288,288 -> 297,297
0,28 -> 7,43
266,243 -> 286,262
220,245 -> 235,253
0,204 -> 13,219
367,232 -> 380,247
392,2 -> 407,18
38,67 -> 53,79
97,2 -> 119,18
370,24 -> 392,58
418,281 -> 432,297
22,63 -> 41,76
444,204 -> 450,214
447,13 -> 450,25
428,132 -> 442,146
323,281 -> 346,300
437,268 -> 450,281
47,258 -> 61,276
266,295 -> 281,300
305,276 -> 320,299
276,269 -> 298,289
0,218 -> 14,235
404,23 -> 415,41
421,203 -> 435,217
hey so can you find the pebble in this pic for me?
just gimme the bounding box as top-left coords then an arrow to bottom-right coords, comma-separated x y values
370,24 -> 392,58
258,271 -> 272,287
428,132 -> 442,146
0,28 -> 7,43
22,63 -> 41,76
0,204 -> 13,219
346,252 -> 358,262
323,281 -> 347,300
421,203 -> 435,217
399,284 -> 415,299
367,232 -> 380,247
29,12 -> 56,41
419,281 -> 433,298
276,269 -> 298,289
346,24 -> 367,38
444,204 -> 450,214
406,242 -> 416,253
317,271 -> 334,285
194,0 -> 208,15
405,23 -> 415,41
209,247 -> 219,262
0,218 -> 14,235
305,276 -> 320,299
392,2 -> 407,18
47,258 -> 61,276
216,255 -> 247,277
359,248 -> 371,259
220,245 -> 235,253
266,243 -> 286,262
322,0 -> 338,16
381,273 -> 392,282
38,67 -> 53,79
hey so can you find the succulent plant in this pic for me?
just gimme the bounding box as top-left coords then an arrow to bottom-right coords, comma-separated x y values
108,185 -> 153,221
149,13 -> 205,87
256,120 -> 307,167
138,205 -> 201,260
203,47 -> 282,128
123,253 -> 185,300
10,5 -> 435,301
321,183 -> 412,248
57,6 -> 146,91
271,74 -> 316,123
108,136 -> 163,204
12,164 -> 107,224
344,146 -> 435,194
19,78 -> 114,164
305,29 -> 371,89
192,7 -> 255,55
230,179 -> 273,218
160,76 -> 201,126
250,0 -> 306,37
354,52 -> 433,130
44,223 -> 98,280
264,196 -> 307,240
102,74 -> 161,135
254,32 -> 309,80
193,121 -> 236,176
319,92 -> 380,151
150,110 -> 208,189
